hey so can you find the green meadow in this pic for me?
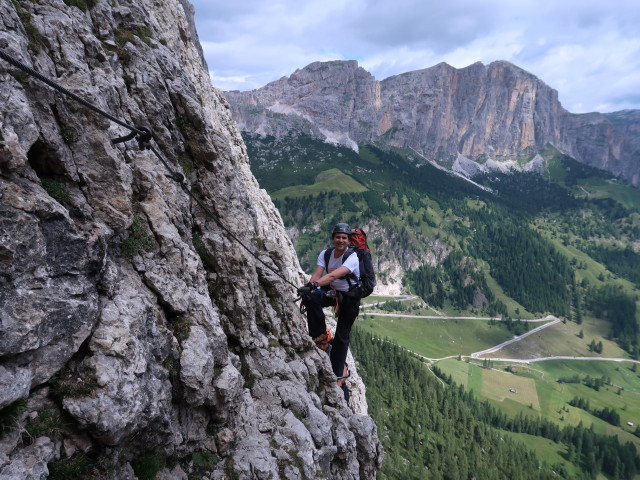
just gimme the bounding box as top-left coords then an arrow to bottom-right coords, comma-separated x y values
500,431 -> 586,479
482,316 -> 629,360
271,168 -> 367,200
360,295 -> 406,305
358,314 -> 515,358
573,177 -> 640,210
435,358 -> 640,449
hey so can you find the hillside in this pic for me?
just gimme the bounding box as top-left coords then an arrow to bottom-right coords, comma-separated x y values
352,329 -> 640,479
243,129 -> 640,477
245,131 -> 639,318
355,295 -> 640,476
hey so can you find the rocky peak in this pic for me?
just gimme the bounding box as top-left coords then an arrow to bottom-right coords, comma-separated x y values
0,1 -> 381,478
226,60 -> 640,186
226,60 -> 378,150
289,60 -> 361,85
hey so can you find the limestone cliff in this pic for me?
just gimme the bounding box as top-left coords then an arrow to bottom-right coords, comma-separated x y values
0,1 -> 381,478
226,60 -> 640,187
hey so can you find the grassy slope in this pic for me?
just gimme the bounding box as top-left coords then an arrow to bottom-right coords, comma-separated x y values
271,168 -> 367,200
436,357 -> 640,448
483,317 -> 629,360
501,431 -> 586,479
358,315 -> 515,358
544,147 -> 640,210
576,178 -> 640,209
438,358 -> 640,453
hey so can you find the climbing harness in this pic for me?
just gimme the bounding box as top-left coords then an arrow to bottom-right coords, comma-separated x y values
0,47 -> 299,291
295,285 -> 338,315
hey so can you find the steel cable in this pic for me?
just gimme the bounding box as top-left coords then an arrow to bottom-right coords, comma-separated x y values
0,47 -> 300,291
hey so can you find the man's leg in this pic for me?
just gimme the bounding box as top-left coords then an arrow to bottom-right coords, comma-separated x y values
304,290 -> 333,349
329,294 -> 360,378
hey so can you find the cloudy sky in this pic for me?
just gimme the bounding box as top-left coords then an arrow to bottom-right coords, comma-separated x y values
189,0 -> 640,114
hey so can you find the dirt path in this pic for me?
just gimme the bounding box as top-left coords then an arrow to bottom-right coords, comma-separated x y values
364,312 -> 555,322
360,295 -> 417,309
362,298 -> 640,366
468,318 -> 640,365
470,316 -> 561,357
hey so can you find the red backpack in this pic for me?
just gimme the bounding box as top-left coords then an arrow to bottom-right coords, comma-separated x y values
350,229 -> 368,250
349,228 -> 376,298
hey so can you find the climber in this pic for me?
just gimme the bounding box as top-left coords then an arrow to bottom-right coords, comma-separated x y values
297,223 -> 361,400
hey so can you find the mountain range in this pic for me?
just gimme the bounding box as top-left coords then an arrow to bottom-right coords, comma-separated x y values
225,60 -> 640,187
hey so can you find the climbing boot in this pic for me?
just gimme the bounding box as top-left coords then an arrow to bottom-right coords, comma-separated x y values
313,328 -> 332,352
336,364 -> 350,387
337,364 -> 350,402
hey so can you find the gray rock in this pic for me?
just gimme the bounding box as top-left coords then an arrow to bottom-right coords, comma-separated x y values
0,437 -> 55,480
0,176 -> 100,408
0,0 -> 381,477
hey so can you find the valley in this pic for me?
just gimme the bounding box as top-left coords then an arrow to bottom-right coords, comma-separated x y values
365,293 -> 639,478
231,63 -> 640,477
358,294 -> 640,476
242,132 -> 640,478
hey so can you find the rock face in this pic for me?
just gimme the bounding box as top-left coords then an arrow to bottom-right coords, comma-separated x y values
0,1 -> 381,479
226,60 -> 640,186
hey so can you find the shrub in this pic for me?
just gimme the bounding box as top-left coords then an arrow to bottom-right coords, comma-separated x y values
49,453 -> 91,480
120,216 -> 155,259
41,178 -> 70,205
49,368 -> 99,400
24,408 -> 64,444
62,0 -> 98,11
178,154 -> 194,177
0,398 -> 27,436
11,0 -> 45,53
60,125 -> 78,144
191,450 -> 219,473
132,449 -> 166,480
167,315 -> 191,342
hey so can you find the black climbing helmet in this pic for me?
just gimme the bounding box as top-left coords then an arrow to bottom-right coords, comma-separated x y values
331,223 -> 352,237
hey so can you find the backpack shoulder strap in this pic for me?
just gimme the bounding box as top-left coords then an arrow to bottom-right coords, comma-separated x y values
342,248 -> 355,263
324,247 -> 356,275
341,248 -> 359,282
323,248 -> 334,272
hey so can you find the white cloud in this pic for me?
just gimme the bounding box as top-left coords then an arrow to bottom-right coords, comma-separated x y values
518,33 -> 640,112
189,0 -> 640,113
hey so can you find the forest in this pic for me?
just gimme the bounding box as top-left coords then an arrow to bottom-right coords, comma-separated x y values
352,330 -> 640,480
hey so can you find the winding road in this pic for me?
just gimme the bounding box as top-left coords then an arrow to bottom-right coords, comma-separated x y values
363,296 -> 640,365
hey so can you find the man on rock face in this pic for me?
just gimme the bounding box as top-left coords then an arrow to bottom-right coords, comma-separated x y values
298,223 -> 361,400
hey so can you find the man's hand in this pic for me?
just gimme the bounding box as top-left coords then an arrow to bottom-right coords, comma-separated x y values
297,283 -> 313,295
297,281 -> 320,295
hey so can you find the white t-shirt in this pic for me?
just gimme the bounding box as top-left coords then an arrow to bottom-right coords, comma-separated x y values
317,248 -> 360,292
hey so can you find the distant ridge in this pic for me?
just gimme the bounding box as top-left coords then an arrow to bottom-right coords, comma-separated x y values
225,60 -> 640,187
